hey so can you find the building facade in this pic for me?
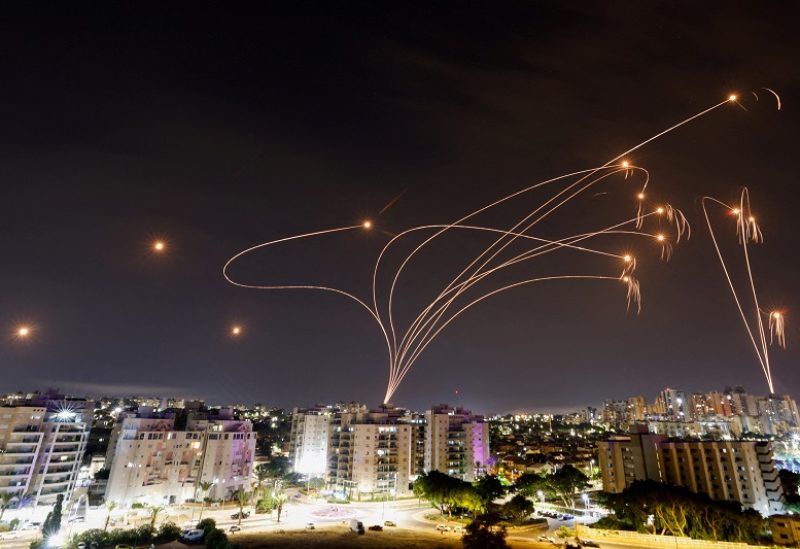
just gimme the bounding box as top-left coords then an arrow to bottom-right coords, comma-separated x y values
424,405 -> 489,481
105,407 -> 255,505
599,426 -> 783,515
0,394 -> 92,507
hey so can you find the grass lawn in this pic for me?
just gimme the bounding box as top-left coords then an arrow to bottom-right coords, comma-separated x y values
235,525 -> 545,549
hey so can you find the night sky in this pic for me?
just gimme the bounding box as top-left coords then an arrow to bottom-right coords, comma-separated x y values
1,3 -> 798,413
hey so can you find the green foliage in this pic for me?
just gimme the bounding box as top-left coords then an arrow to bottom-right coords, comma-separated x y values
256,497 -> 275,513
68,524 -> 158,548
414,470 -> 472,516
514,465 -> 589,507
131,502 -> 147,509
156,521 -> 182,542
205,527 -> 228,549
42,494 -> 63,539
462,520 -> 509,549
599,480 -> 767,543
502,494 -> 534,523
197,517 -> 217,536
30,539 -> 43,549
473,475 -> 505,504
263,456 -> 290,479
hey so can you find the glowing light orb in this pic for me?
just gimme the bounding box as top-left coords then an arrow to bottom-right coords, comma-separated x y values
621,160 -> 629,168
231,325 -> 242,336
623,255 -> 632,263
656,234 -> 666,242
637,193 -> 645,200
656,207 -> 665,214
153,240 -> 166,252
731,208 -> 740,215
748,216 -> 755,223
728,94 -> 737,102
363,221 -> 372,229
16,326 -> 30,338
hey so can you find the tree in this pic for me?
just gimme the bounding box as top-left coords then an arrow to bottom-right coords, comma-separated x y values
273,490 -> 288,523
148,505 -> 165,529
0,492 -> 14,522
234,490 -> 250,525
462,520 -> 509,549
600,480 -> 768,543
548,465 -> 590,508
263,456 -> 290,479
502,494 -> 534,523
474,475 -> 505,505
197,481 -> 215,519
413,471 -> 471,517
252,464 -> 272,496
455,486 -> 486,519
103,501 -> 117,531
42,494 -> 63,539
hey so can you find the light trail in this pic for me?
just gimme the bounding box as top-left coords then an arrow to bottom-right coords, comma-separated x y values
222,94 -> 759,403
701,190 -> 787,394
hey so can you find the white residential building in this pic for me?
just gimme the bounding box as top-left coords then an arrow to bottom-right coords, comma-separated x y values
424,405 -> 489,481
105,407 -> 255,505
0,394 -> 93,507
289,407 -> 331,477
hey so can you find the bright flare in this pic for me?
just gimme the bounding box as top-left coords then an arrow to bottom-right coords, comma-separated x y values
637,193 -> 645,200
656,207 -> 665,214
363,221 -> 372,229
231,325 -> 242,336
656,234 -> 666,241
16,326 -> 30,338
728,94 -> 737,102
621,160 -> 629,168
153,240 -> 166,252
623,255 -> 632,263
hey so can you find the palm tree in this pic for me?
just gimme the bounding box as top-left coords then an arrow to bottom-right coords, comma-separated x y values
198,480 -> 215,520
234,490 -> 250,526
0,492 -> 14,522
252,464 -> 271,498
103,501 -> 117,531
273,490 -> 288,524
149,505 -> 165,528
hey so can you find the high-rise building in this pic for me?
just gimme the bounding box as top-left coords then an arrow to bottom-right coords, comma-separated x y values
105,406 -> 255,505
326,405 -> 415,499
0,393 -> 93,506
599,426 -> 784,515
289,407 -> 332,477
424,405 -> 489,482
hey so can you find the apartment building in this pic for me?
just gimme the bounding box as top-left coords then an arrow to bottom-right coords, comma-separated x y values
0,394 -> 93,506
599,426 -> 783,514
289,407 -> 332,477
105,407 -> 255,505
327,405 -> 416,500
424,405 -> 489,482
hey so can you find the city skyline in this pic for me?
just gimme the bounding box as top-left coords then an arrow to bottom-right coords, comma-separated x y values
0,5 -> 798,412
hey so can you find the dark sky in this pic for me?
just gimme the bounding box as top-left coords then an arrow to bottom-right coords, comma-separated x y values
1,3 -> 798,414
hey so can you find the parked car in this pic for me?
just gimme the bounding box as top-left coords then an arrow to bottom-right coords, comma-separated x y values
582,540 -> 600,548
180,529 -> 204,542
230,511 -> 250,520
563,514 -> 575,520
306,522 -> 315,530
349,519 -> 365,535
228,525 -> 241,533
383,520 -> 396,527
368,524 -> 383,532
435,524 -> 451,532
